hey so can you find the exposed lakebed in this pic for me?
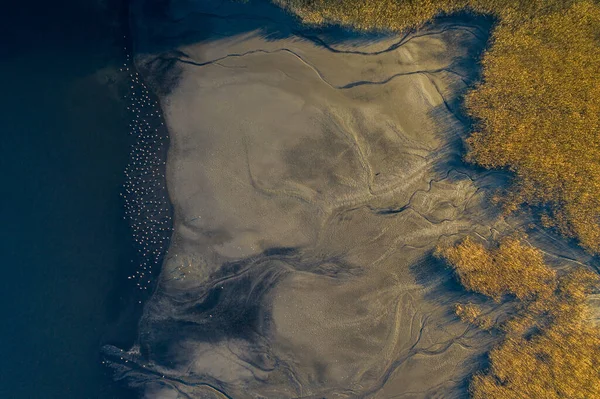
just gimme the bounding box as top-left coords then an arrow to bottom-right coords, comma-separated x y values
104,1 -> 596,397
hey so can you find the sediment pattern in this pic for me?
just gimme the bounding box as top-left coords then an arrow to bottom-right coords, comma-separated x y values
103,1 -> 595,398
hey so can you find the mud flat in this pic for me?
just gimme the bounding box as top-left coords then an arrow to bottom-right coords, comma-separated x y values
104,0 -> 594,398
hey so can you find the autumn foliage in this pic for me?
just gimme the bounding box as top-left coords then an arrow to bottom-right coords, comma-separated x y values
440,236 -> 600,399
441,236 -> 556,302
466,3 -> 600,253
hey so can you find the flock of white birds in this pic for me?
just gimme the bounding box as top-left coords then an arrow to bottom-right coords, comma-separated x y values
119,43 -> 172,298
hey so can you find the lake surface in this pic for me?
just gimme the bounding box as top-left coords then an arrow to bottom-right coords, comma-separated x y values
1,0 -> 142,397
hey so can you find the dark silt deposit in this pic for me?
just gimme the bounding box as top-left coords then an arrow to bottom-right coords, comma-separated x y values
103,0 -> 597,398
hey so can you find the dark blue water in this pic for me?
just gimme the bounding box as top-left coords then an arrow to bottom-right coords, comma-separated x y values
1,0 -> 141,397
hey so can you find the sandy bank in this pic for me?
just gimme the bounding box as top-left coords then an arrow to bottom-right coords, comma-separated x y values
104,1 -> 595,398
